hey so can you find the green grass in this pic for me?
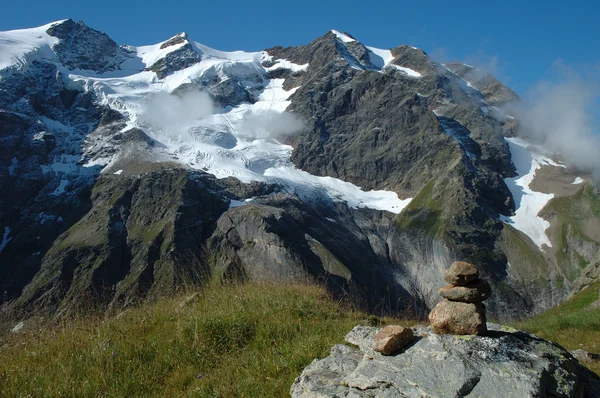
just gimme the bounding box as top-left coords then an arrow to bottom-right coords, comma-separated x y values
4,280 -> 600,396
396,179 -> 444,237
513,281 -> 600,375
0,283 -> 408,397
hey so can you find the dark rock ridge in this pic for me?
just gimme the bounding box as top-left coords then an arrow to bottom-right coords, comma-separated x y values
291,324 -> 600,397
1,21 -> 599,320
46,19 -> 133,73
146,33 -> 203,79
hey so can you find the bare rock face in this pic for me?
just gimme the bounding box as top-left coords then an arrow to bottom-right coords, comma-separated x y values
429,299 -> 487,335
443,261 -> 480,286
372,325 -> 414,355
439,279 -> 492,302
291,324 -> 599,397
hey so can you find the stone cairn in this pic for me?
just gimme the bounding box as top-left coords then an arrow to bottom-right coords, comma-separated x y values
429,261 -> 491,335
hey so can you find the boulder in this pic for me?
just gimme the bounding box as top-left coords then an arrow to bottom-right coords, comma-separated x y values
291,324 -> 600,397
429,299 -> 487,335
372,325 -> 414,355
443,261 -> 479,286
439,279 -> 491,303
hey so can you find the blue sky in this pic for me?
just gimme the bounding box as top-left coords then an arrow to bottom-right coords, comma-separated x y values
1,0 -> 598,96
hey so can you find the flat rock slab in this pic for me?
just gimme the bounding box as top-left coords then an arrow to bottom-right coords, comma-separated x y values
291,324 -> 600,398
439,279 -> 491,303
444,261 -> 479,286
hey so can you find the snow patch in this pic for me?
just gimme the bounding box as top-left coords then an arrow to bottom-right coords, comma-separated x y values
331,30 -> 355,43
500,137 -> 562,249
263,166 -> 411,213
390,65 -> 421,77
113,169 -> 123,175
0,20 -> 64,71
8,157 -> 17,175
572,177 -> 584,185
366,46 -> 393,69
0,226 -> 12,253
136,39 -> 188,68
52,179 -> 69,195
229,198 -> 255,208
264,58 -> 308,73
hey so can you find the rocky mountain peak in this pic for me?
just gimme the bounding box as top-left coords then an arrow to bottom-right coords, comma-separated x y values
145,32 -> 203,78
0,19 -> 598,322
159,32 -> 189,49
45,19 -> 130,73
445,62 -> 520,106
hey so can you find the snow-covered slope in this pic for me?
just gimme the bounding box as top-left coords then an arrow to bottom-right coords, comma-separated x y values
0,21 -> 411,214
0,21 -> 63,70
500,137 -> 564,249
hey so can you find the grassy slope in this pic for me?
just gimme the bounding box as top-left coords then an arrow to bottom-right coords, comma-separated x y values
514,281 -> 600,375
0,283 -> 405,398
3,281 -> 600,397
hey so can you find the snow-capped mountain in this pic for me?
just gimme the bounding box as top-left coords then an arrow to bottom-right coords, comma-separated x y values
1,20 -> 598,319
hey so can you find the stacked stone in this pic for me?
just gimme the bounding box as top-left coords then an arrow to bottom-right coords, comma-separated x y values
429,261 -> 491,335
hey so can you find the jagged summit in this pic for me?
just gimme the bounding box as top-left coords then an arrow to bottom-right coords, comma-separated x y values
330,29 -> 357,42
159,32 -> 189,49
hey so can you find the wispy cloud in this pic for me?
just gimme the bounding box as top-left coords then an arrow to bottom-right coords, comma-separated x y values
237,110 -> 305,139
140,90 -> 213,130
507,60 -> 600,176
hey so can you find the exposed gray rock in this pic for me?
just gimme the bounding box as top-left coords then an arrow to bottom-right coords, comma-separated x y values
444,62 -> 519,107
46,19 -> 133,73
146,34 -> 203,79
291,324 -> 600,397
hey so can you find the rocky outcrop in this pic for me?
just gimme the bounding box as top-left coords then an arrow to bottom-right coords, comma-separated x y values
46,19 -> 133,73
444,62 -> 519,107
0,56 -> 105,305
147,34 -> 203,79
291,324 -> 600,397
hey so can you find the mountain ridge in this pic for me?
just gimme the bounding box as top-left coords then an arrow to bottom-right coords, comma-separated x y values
1,19 -> 598,320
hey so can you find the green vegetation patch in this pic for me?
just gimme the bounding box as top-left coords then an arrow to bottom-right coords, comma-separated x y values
396,179 -> 444,238
513,281 -> 600,375
502,224 -> 547,276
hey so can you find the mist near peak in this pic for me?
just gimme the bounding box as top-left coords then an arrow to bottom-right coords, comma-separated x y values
505,61 -> 600,176
140,90 -> 214,131
237,110 -> 305,139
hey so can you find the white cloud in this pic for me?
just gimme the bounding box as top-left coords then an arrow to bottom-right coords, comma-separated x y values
140,90 -> 213,131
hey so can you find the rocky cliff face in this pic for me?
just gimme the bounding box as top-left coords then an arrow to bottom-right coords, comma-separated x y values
0,21 -> 598,319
